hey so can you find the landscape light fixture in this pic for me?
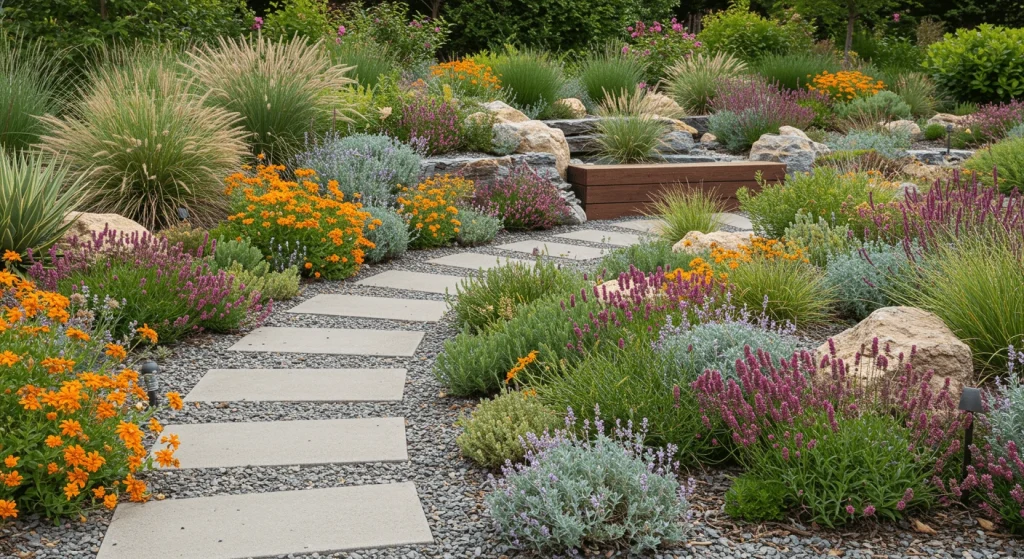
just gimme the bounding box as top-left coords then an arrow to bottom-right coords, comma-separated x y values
177,207 -> 190,222
946,124 -> 954,156
958,386 -> 984,501
140,360 -> 161,407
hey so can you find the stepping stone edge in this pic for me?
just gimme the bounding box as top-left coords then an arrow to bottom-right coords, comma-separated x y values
229,327 -> 424,356
354,270 -> 465,294
184,368 -> 407,403
287,294 -> 448,322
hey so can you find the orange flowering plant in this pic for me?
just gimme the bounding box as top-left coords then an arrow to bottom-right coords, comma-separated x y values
397,174 -> 473,249
429,59 -> 501,98
0,262 -> 181,521
807,70 -> 885,102
222,162 -> 379,280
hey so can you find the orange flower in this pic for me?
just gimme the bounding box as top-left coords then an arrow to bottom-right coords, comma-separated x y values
67,468 -> 89,489
103,493 -> 118,509
92,486 -> 106,499
505,350 -> 539,384
0,350 -> 19,367
155,448 -> 178,468
104,343 -> 128,361
166,392 -> 184,411
4,471 -> 23,487
148,418 -> 164,434
4,455 -> 18,468
65,327 -> 90,341
45,435 -> 63,448
0,499 -> 17,519
136,324 -> 158,344
2,249 -> 22,262
123,474 -> 148,502
47,462 -> 59,474
63,445 -> 87,468
161,433 -> 181,450
64,481 -> 81,500
41,357 -> 75,374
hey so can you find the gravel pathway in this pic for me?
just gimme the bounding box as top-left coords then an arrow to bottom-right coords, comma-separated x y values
3,217 -> 1020,559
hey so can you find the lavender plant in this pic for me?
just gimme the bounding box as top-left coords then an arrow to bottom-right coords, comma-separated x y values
293,133 -> 421,206
708,79 -> 820,153
486,407 -> 695,555
471,163 -> 571,230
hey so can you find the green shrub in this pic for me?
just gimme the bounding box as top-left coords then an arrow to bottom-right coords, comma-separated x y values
326,40 -> 397,90
813,149 -> 910,180
725,258 -> 835,326
491,49 -> 565,117
293,133 -> 421,206
262,0 -> 339,40
739,168 -> 898,239
449,259 -> 587,334
0,153 -> 85,259
362,206 -> 410,263
783,211 -> 855,268
598,238 -> 693,277
824,130 -> 911,160
186,35 -> 354,162
825,243 -> 910,321
754,52 -> 839,91
212,236 -> 266,272
539,341 -> 719,464
698,4 -> 812,62
455,208 -> 502,247
964,137 -> 1024,195
659,319 -> 802,382
889,72 -> 939,118
953,101 -> 979,116
0,35 -> 67,154
39,48 -> 249,230
455,391 -> 561,468
577,47 -> 646,103
158,224 -> 214,255
664,52 -> 748,115
724,475 -> 787,522
923,122 -> 947,141
646,188 -> 724,242
226,261 -> 301,302
923,25 -> 1024,104
835,91 -> 912,122
338,1 -> 448,67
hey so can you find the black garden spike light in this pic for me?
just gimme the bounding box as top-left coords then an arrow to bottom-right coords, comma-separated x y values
958,386 -> 984,502
177,207 -> 191,222
140,360 -> 161,408
946,124 -> 954,156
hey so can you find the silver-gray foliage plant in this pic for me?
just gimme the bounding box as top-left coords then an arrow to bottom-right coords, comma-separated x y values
825,130 -> 912,159
824,242 -> 910,320
986,347 -> 1024,455
293,132 -> 422,206
363,206 -> 410,262
456,207 -> 502,246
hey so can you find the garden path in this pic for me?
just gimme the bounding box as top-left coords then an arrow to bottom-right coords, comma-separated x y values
90,215 -> 749,559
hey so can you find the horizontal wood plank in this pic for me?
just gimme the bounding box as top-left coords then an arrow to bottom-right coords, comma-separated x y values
568,161 -> 787,186
583,180 -> 774,204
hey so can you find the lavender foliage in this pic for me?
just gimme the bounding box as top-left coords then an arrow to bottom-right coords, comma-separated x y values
708,78 -> 820,152
293,133 -> 421,206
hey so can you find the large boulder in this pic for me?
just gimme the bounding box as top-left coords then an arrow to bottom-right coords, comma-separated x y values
672,230 -> 752,254
659,130 -> 695,154
554,98 -> 587,119
643,92 -> 685,119
61,212 -> 149,244
927,113 -> 968,129
482,100 -> 530,124
749,130 -> 829,174
883,120 -> 922,138
816,306 -> 974,391
492,120 -> 571,178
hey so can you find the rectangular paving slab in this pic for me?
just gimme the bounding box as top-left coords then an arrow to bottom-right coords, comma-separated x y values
97,482 -> 433,559
614,219 -> 666,233
555,229 -> 643,247
497,240 -> 608,260
155,418 -> 407,469
427,252 -> 532,270
184,368 -> 406,403
354,270 -> 465,294
229,327 -> 423,356
287,294 -> 448,322
714,212 -> 753,230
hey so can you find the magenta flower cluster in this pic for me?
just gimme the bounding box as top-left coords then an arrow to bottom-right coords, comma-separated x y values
623,19 -> 702,79
712,79 -> 821,131
393,96 -> 463,155
471,163 -> 570,230
965,100 -> 1024,142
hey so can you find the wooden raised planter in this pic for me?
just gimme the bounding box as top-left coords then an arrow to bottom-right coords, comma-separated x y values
567,161 -> 787,220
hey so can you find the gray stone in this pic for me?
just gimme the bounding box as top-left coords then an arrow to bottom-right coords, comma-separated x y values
749,132 -> 829,174
155,418 -> 408,469
544,118 -> 599,136
566,134 -> 600,155
184,368 -> 406,403
353,270 -> 464,295
97,483 -> 433,559
555,229 -> 642,246
614,219 -> 665,234
714,212 -> 753,230
229,327 -> 423,356
497,240 -> 608,260
659,131 -> 695,154
679,115 -> 710,135
906,149 -> 974,166
427,252 -> 532,270
565,203 -> 588,225
287,294 -> 448,322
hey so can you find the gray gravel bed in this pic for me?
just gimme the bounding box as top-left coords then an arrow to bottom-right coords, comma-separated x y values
5,219 -> 1017,559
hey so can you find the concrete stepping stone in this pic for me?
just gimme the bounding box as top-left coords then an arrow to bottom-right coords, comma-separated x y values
184,368 -> 406,403
715,212 -> 753,230
229,327 -> 422,356
615,219 -> 665,234
555,229 -> 642,247
156,418 -> 407,469
288,294 -> 448,322
497,240 -> 608,260
97,482 -> 433,559
354,270 -> 464,294
427,252 -> 531,270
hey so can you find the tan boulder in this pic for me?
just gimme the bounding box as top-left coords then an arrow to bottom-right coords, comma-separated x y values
778,125 -> 811,140
672,230 -> 752,254
554,98 -> 587,118
817,306 -> 974,391
901,161 -> 952,183
927,113 -> 968,129
883,120 -> 922,138
659,118 -> 699,137
61,212 -> 149,244
492,120 -> 571,178
642,92 -> 685,119
482,100 -> 530,123
749,132 -> 829,174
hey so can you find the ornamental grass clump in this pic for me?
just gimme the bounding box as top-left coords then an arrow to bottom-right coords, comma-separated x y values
692,339 -> 970,527
645,188 -> 724,242
455,390 -> 561,468
577,46 -> 646,102
0,34 -> 67,154
471,163 -> 570,230
964,137 -> 1024,195
27,229 -> 268,344
487,407 -> 695,555
490,49 -> 565,116
0,261 -> 183,520
664,51 -> 747,115
708,79 -> 820,153
293,133 -> 421,206
220,163 -> 377,280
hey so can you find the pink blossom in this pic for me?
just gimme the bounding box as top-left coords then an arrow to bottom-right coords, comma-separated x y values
251,16 -> 263,30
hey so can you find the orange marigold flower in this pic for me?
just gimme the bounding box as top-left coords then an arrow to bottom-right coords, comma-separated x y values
2,249 -> 21,262
64,445 -> 87,467
45,435 -> 63,448
136,324 -> 158,344
41,357 -> 75,374
123,474 -> 148,502
0,350 -> 20,367
155,448 -> 178,468
0,499 -> 17,519
64,481 -> 81,500
166,392 -> 184,411
47,462 -> 59,474
4,455 -> 18,468
148,418 -> 164,434
4,471 -> 23,487
103,493 -> 118,510
92,486 -> 106,499
161,433 -> 181,450
104,343 -> 128,361
65,327 -> 90,341
68,468 -> 89,489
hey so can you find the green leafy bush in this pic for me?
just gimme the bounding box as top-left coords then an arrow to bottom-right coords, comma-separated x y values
923,25 -> 1024,104
754,52 -> 839,91
835,91 -> 912,122
824,130 -> 911,160
362,207 -> 410,262
338,1 -> 448,67
646,188 -> 724,242
455,208 -> 502,247
738,168 -> 898,239
698,5 -> 812,62
225,262 -> 301,302
491,49 -> 565,117
923,122 -> 947,141
186,35 -> 354,162
664,52 -> 748,115
825,243 -> 910,321
0,153 -> 85,259
724,258 -> 835,326
964,137 -> 1024,195
724,475 -> 787,522
814,149 -> 911,180
158,224 -> 214,255
0,35 -> 67,154
455,391 -> 561,468
262,0 -> 339,40
293,133 -> 421,206
783,211 -> 855,268
659,319 -> 802,382
212,236 -> 266,272
449,259 -> 586,334
577,47 -> 646,102
39,48 -> 249,230
598,238 -> 693,277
